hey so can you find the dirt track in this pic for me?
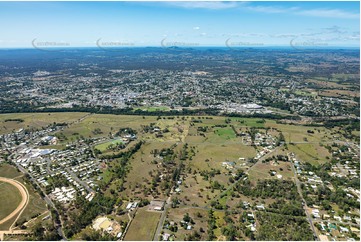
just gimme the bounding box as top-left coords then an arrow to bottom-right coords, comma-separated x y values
0,177 -> 29,227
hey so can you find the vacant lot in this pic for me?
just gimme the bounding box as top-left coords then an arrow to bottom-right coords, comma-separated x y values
124,208 -> 160,241
248,161 -> 293,183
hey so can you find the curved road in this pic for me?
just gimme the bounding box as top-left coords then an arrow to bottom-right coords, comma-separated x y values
0,177 -> 29,227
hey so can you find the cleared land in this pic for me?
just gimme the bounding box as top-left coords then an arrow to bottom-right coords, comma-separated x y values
124,208 -> 160,241
0,112 -> 87,135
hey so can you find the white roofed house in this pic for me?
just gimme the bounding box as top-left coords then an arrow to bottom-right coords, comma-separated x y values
256,204 -> 265,210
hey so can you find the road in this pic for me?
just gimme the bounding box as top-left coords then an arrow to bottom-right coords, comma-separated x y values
290,158 -> 319,241
14,164 -> 66,240
313,218 -> 359,227
65,168 -> 94,193
0,177 -> 29,227
153,194 -> 172,241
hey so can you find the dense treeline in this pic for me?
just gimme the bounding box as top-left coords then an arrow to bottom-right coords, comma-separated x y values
323,118 -> 360,130
100,140 -> 143,159
0,105 -> 304,121
267,199 -> 305,216
63,195 -> 116,238
256,212 -> 314,241
225,112 -> 301,120
236,179 -> 299,200
4,118 -> 24,122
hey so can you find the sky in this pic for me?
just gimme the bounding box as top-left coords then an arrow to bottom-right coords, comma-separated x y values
0,1 -> 359,48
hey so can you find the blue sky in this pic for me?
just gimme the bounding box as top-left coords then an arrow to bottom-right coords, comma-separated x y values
0,1 -> 359,48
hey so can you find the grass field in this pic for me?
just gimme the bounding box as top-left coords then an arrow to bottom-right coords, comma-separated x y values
214,127 -> 236,140
248,161 -> 294,183
14,177 -> 48,228
0,164 -> 22,179
0,112 -> 87,135
124,208 -> 160,241
0,182 -> 22,222
213,210 -> 226,239
94,138 -> 125,152
138,106 -> 170,112
288,143 -> 330,166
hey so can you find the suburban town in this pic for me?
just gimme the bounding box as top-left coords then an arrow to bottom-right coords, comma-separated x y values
0,1 -> 360,241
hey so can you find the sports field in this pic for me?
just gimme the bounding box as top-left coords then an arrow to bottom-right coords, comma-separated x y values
124,208 -> 160,241
0,182 -> 22,222
95,138 -> 126,152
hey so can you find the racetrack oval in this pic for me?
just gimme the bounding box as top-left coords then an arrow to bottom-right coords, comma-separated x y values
0,177 -> 29,226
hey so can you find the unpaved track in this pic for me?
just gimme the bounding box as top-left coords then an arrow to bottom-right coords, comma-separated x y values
0,177 -> 29,227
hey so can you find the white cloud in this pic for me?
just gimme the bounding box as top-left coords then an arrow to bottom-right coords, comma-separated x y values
271,34 -> 298,38
245,4 -> 359,19
166,2 -> 241,10
297,9 -> 359,19
193,26 -> 200,30
246,6 -> 299,14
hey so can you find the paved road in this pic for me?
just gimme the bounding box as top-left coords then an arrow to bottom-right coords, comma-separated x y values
290,159 -> 319,241
153,194 -> 172,241
65,168 -> 93,193
14,164 -> 66,240
0,177 -> 29,226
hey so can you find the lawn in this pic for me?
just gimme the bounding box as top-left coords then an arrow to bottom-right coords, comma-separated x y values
124,208 -> 160,241
0,182 -> 22,222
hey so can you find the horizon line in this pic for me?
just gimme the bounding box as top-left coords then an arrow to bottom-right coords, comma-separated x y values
0,45 -> 359,50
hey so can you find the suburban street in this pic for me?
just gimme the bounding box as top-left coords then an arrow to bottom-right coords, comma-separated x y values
290,158 -> 319,241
